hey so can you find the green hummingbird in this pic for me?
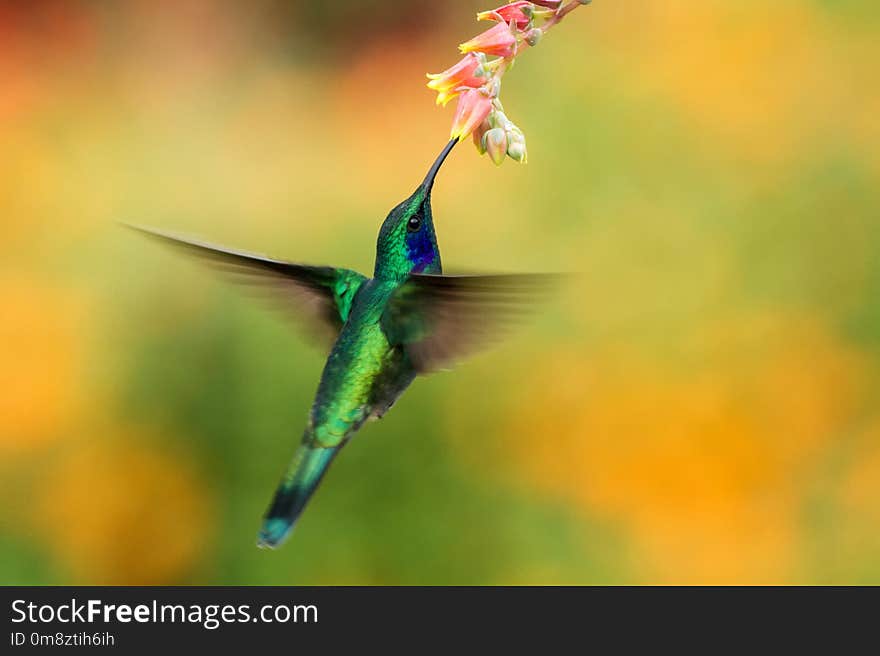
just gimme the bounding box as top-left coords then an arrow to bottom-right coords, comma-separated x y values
129,138 -> 554,548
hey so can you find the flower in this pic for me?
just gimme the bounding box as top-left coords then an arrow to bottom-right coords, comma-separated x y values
429,0 -> 591,165
477,2 -> 534,30
506,135 -> 528,162
459,21 -> 518,58
426,53 -> 486,106
473,118 -> 492,154
484,127 -> 509,165
450,88 -> 494,141
503,119 -> 528,162
531,0 -> 563,9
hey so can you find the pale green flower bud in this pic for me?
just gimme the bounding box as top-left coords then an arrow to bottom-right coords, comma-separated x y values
507,141 -> 527,162
506,122 -> 525,140
472,118 -> 492,155
489,110 -> 508,129
507,131 -> 527,162
484,127 -> 508,166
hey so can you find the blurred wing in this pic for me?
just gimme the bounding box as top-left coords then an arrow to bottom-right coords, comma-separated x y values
380,273 -> 560,373
126,224 -> 367,346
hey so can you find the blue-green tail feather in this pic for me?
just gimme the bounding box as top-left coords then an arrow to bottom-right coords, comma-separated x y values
257,442 -> 340,549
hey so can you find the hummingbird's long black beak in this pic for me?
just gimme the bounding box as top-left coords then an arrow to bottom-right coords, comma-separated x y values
421,137 -> 459,195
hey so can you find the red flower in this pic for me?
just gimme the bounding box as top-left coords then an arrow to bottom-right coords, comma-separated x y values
450,89 -> 494,141
426,53 -> 486,106
477,2 -> 534,30
459,21 -> 518,59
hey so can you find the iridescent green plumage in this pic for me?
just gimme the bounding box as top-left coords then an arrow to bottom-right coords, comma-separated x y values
129,138 -> 555,548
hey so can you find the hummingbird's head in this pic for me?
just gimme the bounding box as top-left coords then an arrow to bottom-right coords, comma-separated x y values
374,139 -> 458,280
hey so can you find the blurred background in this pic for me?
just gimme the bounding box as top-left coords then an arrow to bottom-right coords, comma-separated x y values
1,0 -> 879,585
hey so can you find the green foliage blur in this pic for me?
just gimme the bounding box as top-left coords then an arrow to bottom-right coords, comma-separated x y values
1,0 -> 878,584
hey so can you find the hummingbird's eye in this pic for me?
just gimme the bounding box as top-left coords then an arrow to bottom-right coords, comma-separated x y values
407,215 -> 422,232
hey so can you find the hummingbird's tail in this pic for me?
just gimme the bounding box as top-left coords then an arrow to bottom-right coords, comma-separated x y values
257,440 -> 340,549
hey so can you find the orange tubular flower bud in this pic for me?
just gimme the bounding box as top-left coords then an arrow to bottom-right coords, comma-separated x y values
476,2 -> 534,30
450,89 -> 494,141
427,53 -> 487,106
459,22 -> 518,59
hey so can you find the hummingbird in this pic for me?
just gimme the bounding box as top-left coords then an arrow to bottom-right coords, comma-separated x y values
128,138 -> 555,548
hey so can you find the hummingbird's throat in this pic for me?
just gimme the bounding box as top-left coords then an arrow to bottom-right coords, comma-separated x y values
406,227 -> 441,274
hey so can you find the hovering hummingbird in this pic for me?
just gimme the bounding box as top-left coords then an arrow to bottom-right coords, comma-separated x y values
129,138 -> 555,548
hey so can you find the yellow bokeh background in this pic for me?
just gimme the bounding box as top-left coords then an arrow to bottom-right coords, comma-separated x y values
1,0 -> 878,584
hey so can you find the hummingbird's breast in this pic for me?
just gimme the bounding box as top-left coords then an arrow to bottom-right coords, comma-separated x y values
307,279 -> 413,447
